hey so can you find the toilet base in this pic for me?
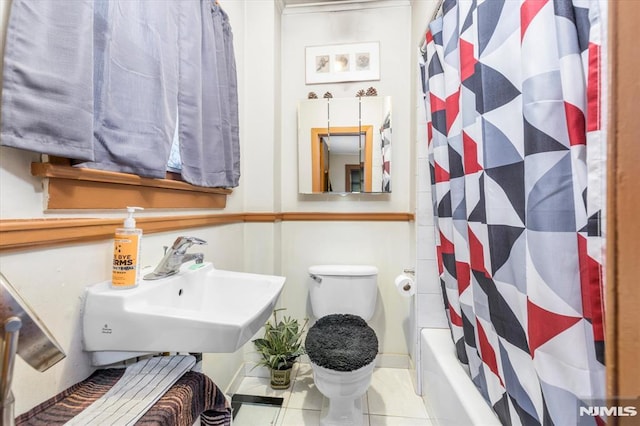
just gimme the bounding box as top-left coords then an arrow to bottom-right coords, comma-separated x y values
310,361 -> 376,426
320,396 -> 364,426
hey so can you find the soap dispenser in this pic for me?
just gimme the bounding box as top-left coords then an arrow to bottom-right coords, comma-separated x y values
111,206 -> 144,289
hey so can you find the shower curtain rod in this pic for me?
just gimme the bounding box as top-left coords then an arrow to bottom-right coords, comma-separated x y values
420,0 -> 444,53
430,0 -> 444,22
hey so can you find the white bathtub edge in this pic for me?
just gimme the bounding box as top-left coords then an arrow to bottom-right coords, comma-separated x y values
421,328 -> 501,426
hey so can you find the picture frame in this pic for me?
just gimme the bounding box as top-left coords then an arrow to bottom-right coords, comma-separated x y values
305,42 -> 380,85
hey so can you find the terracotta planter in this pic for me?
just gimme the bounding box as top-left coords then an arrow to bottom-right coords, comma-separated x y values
270,367 -> 293,389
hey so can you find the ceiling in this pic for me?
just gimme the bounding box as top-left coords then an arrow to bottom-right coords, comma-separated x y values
283,0 -> 380,6
321,135 -> 361,155
283,0 -> 337,3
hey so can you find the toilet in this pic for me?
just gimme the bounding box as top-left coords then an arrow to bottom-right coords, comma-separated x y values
305,265 -> 379,426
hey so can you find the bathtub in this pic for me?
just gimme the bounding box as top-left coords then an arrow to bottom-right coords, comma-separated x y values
420,328 -> 501,426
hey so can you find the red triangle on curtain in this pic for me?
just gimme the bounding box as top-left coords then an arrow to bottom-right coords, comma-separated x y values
476,320 -> 504,387
527,299 -> 581,357
564,102 -> 586,146
449,303 -> 463,327
520,0 -> 549,41
434,162 -> 450,183
468,227 -> 489,277
430,93 -> 446,113
456,261 -> 471,295
439,231 -> 455,254
577,234 -> 605,341
587,42 -> 601,132
463,131 -> 483,173
446,90 -> 460,133
460,39 -> 477,82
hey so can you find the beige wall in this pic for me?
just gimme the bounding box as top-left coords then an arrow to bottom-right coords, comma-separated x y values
280,1 -> 413,213
278,1 -> 416,359
0,0 -> 429,415
0,1 -> 250,414
1,226 -> 247,415
280,221 -> 414,357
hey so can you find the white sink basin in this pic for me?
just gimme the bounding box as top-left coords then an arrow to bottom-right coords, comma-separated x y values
82,262 -> 284,363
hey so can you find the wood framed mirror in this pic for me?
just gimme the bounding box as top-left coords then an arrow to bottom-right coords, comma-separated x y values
298,96 -> 391,194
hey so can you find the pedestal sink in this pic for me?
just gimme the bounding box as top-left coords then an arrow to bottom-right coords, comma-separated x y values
82,262 -> 285,365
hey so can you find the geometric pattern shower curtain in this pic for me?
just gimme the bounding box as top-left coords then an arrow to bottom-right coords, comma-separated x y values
420,1 -> 606,425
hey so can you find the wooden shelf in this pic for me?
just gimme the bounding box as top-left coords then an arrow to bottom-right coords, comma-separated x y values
0,161 -> 417,251
31,162 -> 231,209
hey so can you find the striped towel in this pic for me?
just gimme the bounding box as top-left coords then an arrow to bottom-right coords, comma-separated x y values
65,355 -> 195,426
16,369 -> 231,425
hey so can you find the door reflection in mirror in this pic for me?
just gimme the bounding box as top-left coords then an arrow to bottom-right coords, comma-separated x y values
310,128 -> 372,192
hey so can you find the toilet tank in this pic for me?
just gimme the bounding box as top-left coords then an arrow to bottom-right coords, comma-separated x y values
308,265 -> 378,321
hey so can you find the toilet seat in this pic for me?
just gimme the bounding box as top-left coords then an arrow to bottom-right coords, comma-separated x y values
305,314 -> 378,372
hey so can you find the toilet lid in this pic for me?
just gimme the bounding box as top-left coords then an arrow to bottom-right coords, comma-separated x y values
305,314 -> 378,372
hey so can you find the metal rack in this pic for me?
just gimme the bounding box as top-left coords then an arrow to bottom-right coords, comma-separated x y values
0,273 -> 66,426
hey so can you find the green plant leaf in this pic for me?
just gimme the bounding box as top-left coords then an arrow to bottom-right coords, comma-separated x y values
252,309 -> 308,370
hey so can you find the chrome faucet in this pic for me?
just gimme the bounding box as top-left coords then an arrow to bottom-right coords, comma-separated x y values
143,236 -> 207,280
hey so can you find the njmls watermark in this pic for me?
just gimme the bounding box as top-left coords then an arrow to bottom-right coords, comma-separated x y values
579,406 -> 638,417
580,398 -> 639,418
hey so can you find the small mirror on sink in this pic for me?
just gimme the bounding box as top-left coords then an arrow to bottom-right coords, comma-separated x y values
297,96 -> 392,194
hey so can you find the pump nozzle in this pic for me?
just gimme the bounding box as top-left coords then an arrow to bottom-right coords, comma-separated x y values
124,206 -> 144,229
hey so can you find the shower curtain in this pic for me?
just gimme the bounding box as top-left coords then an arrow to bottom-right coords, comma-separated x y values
420,1 -> 606,425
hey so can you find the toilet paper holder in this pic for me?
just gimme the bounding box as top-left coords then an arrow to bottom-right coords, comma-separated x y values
403,268 -> 415,276
394,271 -> 416,297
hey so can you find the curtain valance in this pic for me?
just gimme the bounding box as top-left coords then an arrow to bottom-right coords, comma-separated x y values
1,0 -> 239,188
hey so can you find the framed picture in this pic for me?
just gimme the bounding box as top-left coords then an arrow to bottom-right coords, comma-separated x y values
305,42 -> 380,84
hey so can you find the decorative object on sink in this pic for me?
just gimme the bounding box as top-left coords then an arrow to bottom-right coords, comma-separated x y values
252,309 -> 308,390
111,206 -> 144,289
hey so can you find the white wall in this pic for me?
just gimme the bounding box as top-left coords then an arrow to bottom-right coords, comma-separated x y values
409,0 -> 449,395
0,0 -> 249,414
278,1 -> 416,361
280,221 -> 414,359
411,0 -> 447,326
281,1 -> 413,213
1,226 -> 247,415
0,0 -> 436,414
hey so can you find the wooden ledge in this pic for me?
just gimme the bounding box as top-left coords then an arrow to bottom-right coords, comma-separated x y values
0,212 -> 414,252
31,162 -> 231,209
280,212 -> 414,221
0,215 -> 242,251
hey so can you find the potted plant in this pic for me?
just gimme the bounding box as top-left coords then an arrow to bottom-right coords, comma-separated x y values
252,308 -> 308,389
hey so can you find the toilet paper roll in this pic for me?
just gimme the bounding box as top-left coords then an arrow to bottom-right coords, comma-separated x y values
394,274 -> 416,297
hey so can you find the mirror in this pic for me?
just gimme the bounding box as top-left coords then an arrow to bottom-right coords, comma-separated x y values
298,96 -> 391,194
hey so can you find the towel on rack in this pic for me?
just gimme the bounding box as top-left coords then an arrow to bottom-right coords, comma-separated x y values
16,356 -> 232,426
64,355 -> 195,425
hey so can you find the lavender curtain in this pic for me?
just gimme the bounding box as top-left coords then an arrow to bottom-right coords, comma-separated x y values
1,0 -> 239,188
420,0 -> 606,425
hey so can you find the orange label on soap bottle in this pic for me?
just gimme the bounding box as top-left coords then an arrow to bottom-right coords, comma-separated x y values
112,233 -> 139,287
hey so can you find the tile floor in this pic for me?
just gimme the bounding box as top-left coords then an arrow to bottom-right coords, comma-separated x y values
233,364 -> 434,426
